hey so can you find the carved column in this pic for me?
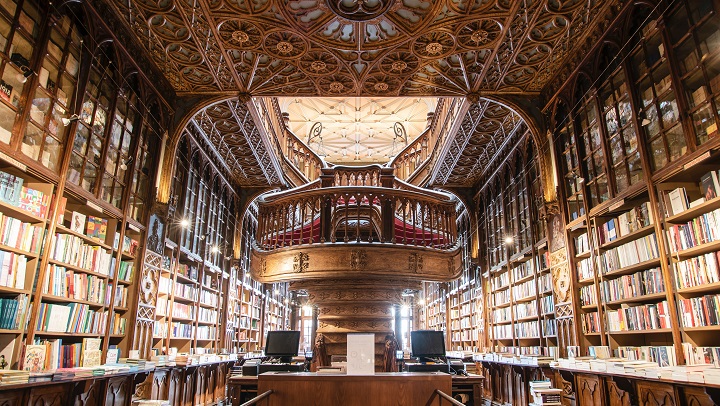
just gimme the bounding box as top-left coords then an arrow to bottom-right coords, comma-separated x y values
291,276 -> 421,370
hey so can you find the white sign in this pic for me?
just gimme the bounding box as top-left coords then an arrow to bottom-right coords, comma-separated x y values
346,333 -> 375,375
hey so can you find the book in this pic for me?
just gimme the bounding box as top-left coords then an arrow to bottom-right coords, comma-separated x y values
23,345 -> 47,372
81,350 -> 101,367
667,187 -> 688,216
70,211 -> 86,234
85,216 -> 108,242
106,348 -> 120,364
701,170 -> 720,200
46,304 -> 71,332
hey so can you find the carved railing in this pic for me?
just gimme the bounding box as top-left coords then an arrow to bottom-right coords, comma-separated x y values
255,166 -> 458,251
389,98 -> 464,184
254,97 -> 326,184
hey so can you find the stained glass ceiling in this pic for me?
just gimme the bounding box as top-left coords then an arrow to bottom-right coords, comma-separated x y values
279,97 -> 438,164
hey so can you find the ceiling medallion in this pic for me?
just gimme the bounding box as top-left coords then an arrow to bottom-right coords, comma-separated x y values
310,61 -> 327,72
425,42 -> 443,55
390,61 -> 408,72
329,81 -> 344,92
232,30 -> 249,43
470,30 -> 488,44
373,82 -> 389,91
276,41 -> 294,54
326,0 -> 393,21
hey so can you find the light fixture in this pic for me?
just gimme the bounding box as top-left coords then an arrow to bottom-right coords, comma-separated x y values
504,236 -> 514,245
61,114 -> 79,126
641,118 -> 651,126
417,299 -> 425,306
284,298 -> 289,304
119,157 -> 133,171
274,289 -> 280,295
18,69 -> 34,84
211,245 -> 219,254
180,219 -> 190,228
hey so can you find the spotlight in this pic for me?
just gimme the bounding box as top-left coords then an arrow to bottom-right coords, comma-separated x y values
274,289 -> 280,295
180,219 -> 190,228
61,114 -> 79,126
504,236 -> 514,245
119,157 -> 133,171
211,245 -> 219,254
17,69 -> 33,84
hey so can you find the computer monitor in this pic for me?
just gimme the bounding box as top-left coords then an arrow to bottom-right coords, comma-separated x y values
264,330 -> 301,363
410,330 -> 446,362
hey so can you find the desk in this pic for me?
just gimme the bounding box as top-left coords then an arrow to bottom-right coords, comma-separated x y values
228,372 -> 484,405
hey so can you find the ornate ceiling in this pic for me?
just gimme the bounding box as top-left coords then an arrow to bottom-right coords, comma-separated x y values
103,0 -> 619,187
279,97 -> 437,164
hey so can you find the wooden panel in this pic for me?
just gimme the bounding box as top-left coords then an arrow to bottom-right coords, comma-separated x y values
29,385 -> 69,406
636,381 -> 677,406
151,369 -> 169,401
73,380 -> 102,406
681,386 -> 720,406
183,368 -> 195,406
0,389 -> 25,406
604,377 -> 632,406
168,368 -> 184,406
105,376 -> 132,406
576,373 -> 603,406
257,373 -> 452,406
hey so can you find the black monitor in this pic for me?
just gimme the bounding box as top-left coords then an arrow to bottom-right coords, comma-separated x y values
264,330 -> 300,363
410,330 -> 446,362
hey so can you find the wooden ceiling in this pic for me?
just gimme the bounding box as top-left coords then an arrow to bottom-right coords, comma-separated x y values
105,0 -> 619,187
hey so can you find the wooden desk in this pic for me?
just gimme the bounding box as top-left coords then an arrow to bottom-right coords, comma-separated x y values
229,372 -> 484,406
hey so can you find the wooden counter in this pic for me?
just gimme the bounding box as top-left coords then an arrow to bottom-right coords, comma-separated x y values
229,372 -> 483,406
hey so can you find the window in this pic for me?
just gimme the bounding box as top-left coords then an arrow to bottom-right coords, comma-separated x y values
21,14 -> 81,172
575,77 -> 609,207
556,102 -> 585,220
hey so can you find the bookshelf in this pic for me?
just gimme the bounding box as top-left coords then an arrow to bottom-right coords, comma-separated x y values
448,270 -> 480,352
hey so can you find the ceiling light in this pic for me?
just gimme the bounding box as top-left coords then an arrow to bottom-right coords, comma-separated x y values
504,236 -> 514,245
180,219 -> 190,228
61,114 -> 79,126
119,157 -> 133,171
211,245 -> 219,253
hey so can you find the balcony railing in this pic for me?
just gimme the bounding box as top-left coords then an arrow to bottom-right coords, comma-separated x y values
254,166 -> 458,251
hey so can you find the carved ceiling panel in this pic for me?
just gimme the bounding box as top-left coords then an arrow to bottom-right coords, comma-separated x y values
105,0 -> 617,96
102,0 -> 622,188
188,98 -> 282,186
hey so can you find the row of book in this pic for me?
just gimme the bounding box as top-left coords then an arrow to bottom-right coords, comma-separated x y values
35,303 -> 108,334
65,212 -> 108,243
117,261 -> 134,282
667,207 -> 720,252
515,320 -> 539,338
512,279 -> 537,300
0,250 -> 28,289
0,294 -> 28,329
678,294 -> 720,328
606,301 -> 671,331
674,251 -> 720,289
23,338 -> 103,371
493,324 -> 512,339
491,270 -> 509,290
171,302 -> 195,319
541,295 -> 554,314
543,318 -> 556,336
538,273 -> 552,294
493,289 -> 510,306
177,263 -> 199,280
113,285 -> 128,308
662,170 -> 720,217
576,258 -> 594,280
596,202 -> 654,246
0,213 -> 44,254
574,232 -> 590,254
171,322 -> 194,338
43,264 -> 107,304
580,285 -> 597,306
51,233 -> 114,274
0,170 -> 52,219
511,259 -> 533,281
493,307 -> 511,323
582,311 -> 601,334
598,233 -> 659,273
514,300 -> 537,319
111,313 -> 127,335
600,267 -> 665,303
174,282 -> 198,301
682,343 -> 720,366
199,290 -> 218,307
196,326 -> 216,340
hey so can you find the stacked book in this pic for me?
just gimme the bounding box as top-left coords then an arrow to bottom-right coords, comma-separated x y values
0,369 -> 30,384
529,381 -> 561,406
